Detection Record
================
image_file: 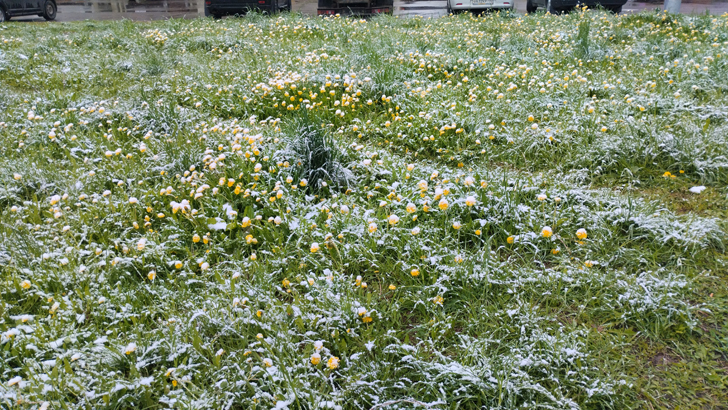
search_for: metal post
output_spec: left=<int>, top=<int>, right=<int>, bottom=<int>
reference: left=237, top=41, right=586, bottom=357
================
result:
left=664, top=0, right=680, bottom=14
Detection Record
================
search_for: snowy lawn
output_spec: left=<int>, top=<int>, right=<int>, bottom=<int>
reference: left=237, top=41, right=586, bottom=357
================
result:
left=1, top=9, right=728, bottom=409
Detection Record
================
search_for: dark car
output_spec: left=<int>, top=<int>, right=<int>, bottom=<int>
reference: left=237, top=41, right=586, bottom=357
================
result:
left=204, top=0, right=290, bottom=18
left=526, top=0, right=625, bottom=13
left=317, top=0, right=392, bottom=16
left=0, top=0, right=56, bottom=22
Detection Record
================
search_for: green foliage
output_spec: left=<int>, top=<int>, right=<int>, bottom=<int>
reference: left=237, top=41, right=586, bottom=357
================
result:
left=283, top=122, right=354, bottom=192
left=0, top=9, right=727, bottom=410
left=576, top=19, right=590, bottom=58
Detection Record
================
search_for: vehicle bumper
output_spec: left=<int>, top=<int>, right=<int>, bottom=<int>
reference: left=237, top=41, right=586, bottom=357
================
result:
left=450, top=0, right=513, bottom=10
left=317, top=7, right=391, bottom=15
left=206, top=1, right=276, bottom=13
left=551, top=0, right=626, bottom=7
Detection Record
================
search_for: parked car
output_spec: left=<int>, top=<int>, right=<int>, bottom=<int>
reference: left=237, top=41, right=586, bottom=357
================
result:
left=204, top=0, right=290, bottom=18
left=317, top=0, right=392, bottom=16
left=526, top=0, right=626, bottom=13
left=447, top=0, right=514, bottom=14
left=0, top=0, right=56, bottom=22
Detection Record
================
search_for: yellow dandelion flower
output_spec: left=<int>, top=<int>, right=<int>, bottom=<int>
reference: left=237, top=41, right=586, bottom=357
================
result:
left=576, top=229, right=587, bottom=240
left=541, top=226, right=553, bottom=238
left=311, top=353, right=321, bottom=365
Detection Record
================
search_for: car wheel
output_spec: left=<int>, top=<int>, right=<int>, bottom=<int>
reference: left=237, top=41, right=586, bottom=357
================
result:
left=526, top=0, right=536, bottom=12
left=205, top=7, right=222, bottom=18
left=0, top=7, right=8, bottom=23
left=43, top=0, right=56, bottom=20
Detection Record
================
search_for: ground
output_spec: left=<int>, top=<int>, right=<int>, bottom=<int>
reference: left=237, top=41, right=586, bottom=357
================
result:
left=1, top=9, right=728, bottom=410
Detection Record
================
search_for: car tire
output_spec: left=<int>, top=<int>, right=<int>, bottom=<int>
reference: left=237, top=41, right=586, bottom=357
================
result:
left=42, top=0, right=56, bottom=20
left=526, top=0, right=536, bottom=12
left=0, top=7, right=8, bottom=22
left=205, top=7, right=222, bottom=18
left=610, top=5, right=622, bottom=13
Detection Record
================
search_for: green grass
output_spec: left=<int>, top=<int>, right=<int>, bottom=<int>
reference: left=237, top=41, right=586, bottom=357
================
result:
left=1, top=8, right=728, bottom=409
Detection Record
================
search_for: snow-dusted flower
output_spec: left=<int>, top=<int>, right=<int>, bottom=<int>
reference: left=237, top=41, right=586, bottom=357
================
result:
left=368, top=222, right=377, bottom=233
left=576, top=228, right=588, bottom=240
left=311, top=353, right=321, bottom=365
left=327, top=356, right=339, bottom=370
left=541, top=226, right=553, bottom=238
left=310, top=242, right=320, bottom=253
left=124, top=342, right=137, bottom=355
left=465, top=196, right=476, bottom=207
left=388, top=214, right=400, bottom=225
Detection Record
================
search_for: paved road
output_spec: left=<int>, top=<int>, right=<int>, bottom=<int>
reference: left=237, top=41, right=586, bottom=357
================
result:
left=5, top=0, right=728, bottom=22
